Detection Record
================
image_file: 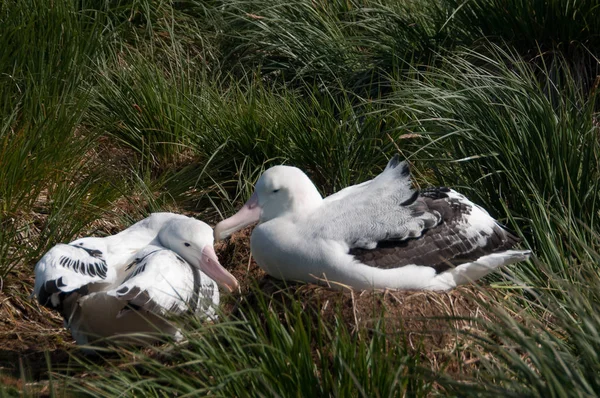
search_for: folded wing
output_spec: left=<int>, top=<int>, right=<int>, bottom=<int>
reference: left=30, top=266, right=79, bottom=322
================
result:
left=34, top=243, right=114, bottom=310
left=349, top=187, right=521, bottom=272
left=311, top=155, right=440, bottom=249
left=106, top=246, right=219, bottom=318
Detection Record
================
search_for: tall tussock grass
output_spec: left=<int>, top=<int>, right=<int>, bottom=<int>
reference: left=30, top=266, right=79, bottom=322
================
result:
left=177, top=0, right=600, bottom=95
left=443, top=249, right=600, bottom=397
left=446, top=0, right=600, bottom=93
left=213, top=0, right=447, bottom=93
left=1, top=0, right=599, bottom=396
left=0, top=0, right=123, bottom=276
left=385, top=46, right=599, bottom=283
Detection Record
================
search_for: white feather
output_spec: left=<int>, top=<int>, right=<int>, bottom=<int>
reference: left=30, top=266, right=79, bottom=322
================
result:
left=218, top=156, right=532, bottom=291
left=34, top=242, right=115, bottom=308
left=105, top=245, right=219, bottom=318
left=33, top=213, right=223, bottom=347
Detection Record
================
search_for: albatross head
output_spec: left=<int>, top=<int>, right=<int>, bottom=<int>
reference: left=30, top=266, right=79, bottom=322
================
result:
left=214, top=165, right=322, bottom=241
left=159, top=218, right=239, bottom=292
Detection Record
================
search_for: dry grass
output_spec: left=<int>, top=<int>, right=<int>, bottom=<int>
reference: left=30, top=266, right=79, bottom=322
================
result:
left=0, top=274, right=70, bottom=389
left=218, top=229, right=519, bottom=380
left=0, top=219, right=519, bottom=391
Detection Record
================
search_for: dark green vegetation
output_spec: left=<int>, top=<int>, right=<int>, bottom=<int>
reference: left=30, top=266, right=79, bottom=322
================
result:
left=0, top=0, right=598, bottom=396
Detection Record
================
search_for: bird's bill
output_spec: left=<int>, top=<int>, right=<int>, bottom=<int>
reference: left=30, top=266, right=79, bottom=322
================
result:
left=214, top=192, right=260, bottom=242
left=199, top=245, right=239, bottom=292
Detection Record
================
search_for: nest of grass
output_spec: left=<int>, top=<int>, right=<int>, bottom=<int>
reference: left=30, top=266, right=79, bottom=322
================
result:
left=218, top=228, right=508, bottom=377
left=0, top=274, right=71, bottom=389
left=231, top=277, right=494, bottom=376
left=1, top=220, right=518, bottom=387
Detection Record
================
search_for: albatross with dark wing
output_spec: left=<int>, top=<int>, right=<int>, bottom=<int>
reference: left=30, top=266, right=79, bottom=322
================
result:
left=214, top=156, right=531, bottom=290
left=34, top=213, right=238, bottom=346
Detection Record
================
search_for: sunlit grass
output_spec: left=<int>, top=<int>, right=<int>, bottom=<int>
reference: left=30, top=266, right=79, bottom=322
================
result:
left=65, top=286, right=439, bottom=397
left=0, top=0, right=124, bottom=277
left=384, top=45, right=599, bottom=284
left=1, top=0, right=599, bottom=396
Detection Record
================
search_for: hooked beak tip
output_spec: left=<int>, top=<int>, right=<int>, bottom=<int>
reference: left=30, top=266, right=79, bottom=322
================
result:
left=199, top=245, right=239, bottom=293
left=213, top=225, right=229, bottom=243
left=225, top=280, right=240, bottom=293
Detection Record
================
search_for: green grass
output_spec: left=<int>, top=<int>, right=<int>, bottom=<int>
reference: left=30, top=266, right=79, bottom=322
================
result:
left=67, top=289, right=438, bottom=397
left=0, top=0, right=124, bottom=277
left=444, top=249, right=600, bottom=397
left=1, top=0, right=599, bottom=396
left=384, top=45, right=599, bottom=283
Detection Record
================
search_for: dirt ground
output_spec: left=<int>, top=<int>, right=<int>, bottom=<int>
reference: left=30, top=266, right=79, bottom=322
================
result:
left=0, top=274, right=71, bottom=393
left=0, top=226, right=502, bottom=393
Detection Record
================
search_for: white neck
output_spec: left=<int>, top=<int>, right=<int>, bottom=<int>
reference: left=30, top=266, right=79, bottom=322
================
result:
left=102, top=213, right=185, bottom=268
left=291, top=183, right=323, bottom=214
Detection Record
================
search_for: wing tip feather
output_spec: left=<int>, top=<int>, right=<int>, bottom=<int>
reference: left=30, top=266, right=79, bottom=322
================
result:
left=383, top=154, right=411, bottom=185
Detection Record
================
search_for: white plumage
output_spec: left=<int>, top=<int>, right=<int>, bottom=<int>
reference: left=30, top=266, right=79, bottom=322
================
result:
left=106, top=245, right=219, bottom=318
left=33, top=213, right=236, bottom=346
left=33, top=242, right=113, bottom=308
left=214, top=156, right=531, bottom=291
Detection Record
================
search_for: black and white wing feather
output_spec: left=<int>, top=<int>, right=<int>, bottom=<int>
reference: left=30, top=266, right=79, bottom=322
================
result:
left=34, top=243, right=113, bottom=309
left=106, top=246, right=219, bottom=318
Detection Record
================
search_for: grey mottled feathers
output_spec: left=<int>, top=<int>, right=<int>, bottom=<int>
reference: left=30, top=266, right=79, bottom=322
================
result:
left=309, top=155, right=439, bottom=249
left=350, top=187, right=521, bottom=273
left=309, top=154, right=521, bottom=274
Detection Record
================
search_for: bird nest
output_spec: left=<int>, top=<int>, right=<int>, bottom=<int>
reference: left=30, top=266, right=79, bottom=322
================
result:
left=0, top=225, right=512, bottom=389
left=218, top=228, right=506, bottom=376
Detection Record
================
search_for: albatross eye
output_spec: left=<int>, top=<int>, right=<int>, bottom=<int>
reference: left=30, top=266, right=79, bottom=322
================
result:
left=184, top=242, right=191, bottom=247
left=272, top=189, right=280, bottom=193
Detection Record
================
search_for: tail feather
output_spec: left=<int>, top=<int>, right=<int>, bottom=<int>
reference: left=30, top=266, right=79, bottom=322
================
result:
left=429, top=250, right=531, bottom=290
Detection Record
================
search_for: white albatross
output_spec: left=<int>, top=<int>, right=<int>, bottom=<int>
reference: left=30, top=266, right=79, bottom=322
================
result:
left=214, top=156, right=531, bottom=291
left=34, top=213, right=237, bottom=345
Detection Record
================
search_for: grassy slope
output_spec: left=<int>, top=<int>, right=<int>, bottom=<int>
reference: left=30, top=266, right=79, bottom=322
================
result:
left=0, top=0, right=599, bottom=396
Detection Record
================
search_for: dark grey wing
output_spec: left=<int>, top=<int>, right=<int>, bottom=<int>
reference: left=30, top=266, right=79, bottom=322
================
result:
left=350, top=187, right=521, bottom=273
left=311, top=155, right=440, bottom=249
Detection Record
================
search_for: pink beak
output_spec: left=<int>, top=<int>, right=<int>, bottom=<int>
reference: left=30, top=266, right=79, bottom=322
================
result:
left=199, top=245, right=239, bottom=292
left=214, top=192, right=261, bottom=242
